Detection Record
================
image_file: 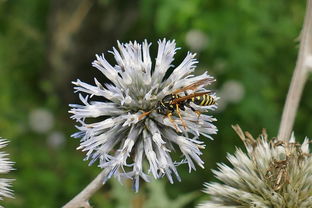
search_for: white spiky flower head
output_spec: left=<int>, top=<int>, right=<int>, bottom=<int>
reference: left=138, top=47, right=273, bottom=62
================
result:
left=198, top=125, right=312, bottom=208
left=69, top=39, right=218, bottom=191
left=0, top=138, right=14, bottom=206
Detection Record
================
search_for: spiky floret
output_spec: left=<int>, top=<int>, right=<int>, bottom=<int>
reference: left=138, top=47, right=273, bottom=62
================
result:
left=198, top=125, right=312, bottom=208
left=0, top=138, right=14, bottom=207
left=69, top=39, right=218, bottom=191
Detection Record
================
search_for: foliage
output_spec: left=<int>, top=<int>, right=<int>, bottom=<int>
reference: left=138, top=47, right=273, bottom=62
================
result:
left=0, top=0, right=308, bottom=207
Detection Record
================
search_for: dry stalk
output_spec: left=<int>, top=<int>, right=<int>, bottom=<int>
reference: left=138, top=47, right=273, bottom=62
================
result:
left=62, top=170, right=106, bottom=208
left=278, top=0, right=312, bottom=140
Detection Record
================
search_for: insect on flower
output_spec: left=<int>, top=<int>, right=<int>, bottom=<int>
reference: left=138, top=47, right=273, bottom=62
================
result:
left=69, top=39, right=218, bottom=191
left=139, top=78, right=216, bottom=131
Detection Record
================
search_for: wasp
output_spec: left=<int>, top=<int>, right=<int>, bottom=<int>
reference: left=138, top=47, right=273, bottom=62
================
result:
left=139, top=78, right=216, bottom=131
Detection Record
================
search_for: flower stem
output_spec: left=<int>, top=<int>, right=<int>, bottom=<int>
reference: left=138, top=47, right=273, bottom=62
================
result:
left=278, top=0, right=312, bottom=140
left=62, top=170, right=106, bottom=208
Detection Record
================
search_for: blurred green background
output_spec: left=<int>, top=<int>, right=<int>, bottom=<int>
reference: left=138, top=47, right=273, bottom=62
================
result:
left=0, top=0, right=310, bottom=207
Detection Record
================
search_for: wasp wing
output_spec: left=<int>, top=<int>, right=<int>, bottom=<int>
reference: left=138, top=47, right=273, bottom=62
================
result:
left=171, top=78, right=215, bottom=94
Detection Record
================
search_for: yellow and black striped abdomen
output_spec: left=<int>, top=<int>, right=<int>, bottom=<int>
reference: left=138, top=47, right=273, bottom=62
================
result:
left=190, top=94, right=215, bottom=106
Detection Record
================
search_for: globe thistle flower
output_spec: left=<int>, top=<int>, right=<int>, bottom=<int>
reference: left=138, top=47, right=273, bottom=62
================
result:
left=0, top=138, right=14, bottom=205
left=69, top=39, right=218, bottom=191
left=198, top=125, right=312, bottom=208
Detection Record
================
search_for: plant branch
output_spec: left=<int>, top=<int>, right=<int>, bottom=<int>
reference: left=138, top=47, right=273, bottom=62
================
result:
left=278, top=0, right=312, bottom=140
left=62, top=170, right=106, bottom=208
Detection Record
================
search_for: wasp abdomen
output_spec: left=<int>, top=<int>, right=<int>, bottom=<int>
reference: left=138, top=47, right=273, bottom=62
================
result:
left=190, top=94, right=215, bottom=106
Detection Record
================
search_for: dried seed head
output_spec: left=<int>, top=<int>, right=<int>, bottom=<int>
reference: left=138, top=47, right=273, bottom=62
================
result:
left=199, top=125, right=312, bottom=208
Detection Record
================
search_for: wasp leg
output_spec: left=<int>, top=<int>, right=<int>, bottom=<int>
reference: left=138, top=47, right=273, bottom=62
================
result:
left=194, top=110, right=201, bottom=119
left=186, top=103, right=201, bottom=119
left=166, top=112, right=179, bottom=131
left=138, top=111, right=152, bottom=120
left=190, top=107, right=201, bottom=120
left=176, top=104, right=187, bottom=129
